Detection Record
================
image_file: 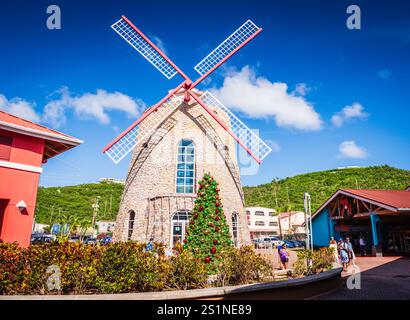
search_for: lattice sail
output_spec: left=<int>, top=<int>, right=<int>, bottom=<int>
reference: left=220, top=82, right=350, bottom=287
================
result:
left=111, top=18, right=178, bottom=79
left=104, top=95, right=183, bottom=164
left=200, top=91, right=272, bottom=162
left=194, top=20, right=261, bottom=76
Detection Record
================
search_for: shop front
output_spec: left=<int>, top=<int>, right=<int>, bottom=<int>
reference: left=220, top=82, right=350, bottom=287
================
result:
left=311, top=188, right=410, bottom=256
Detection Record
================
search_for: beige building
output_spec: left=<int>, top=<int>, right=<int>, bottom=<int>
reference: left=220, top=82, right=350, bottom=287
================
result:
left=278, top=211, right=306, bottom=235
left=113, top=90, right=251, bottom=247
left=246, top=207, right=279, bottom=239
left=246, top=207, right=307, bottom=239
left=96, top=221, right=116, bottom=233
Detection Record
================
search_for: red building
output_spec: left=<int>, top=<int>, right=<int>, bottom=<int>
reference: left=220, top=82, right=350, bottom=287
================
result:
left=0, top=111, right=82, bottom=247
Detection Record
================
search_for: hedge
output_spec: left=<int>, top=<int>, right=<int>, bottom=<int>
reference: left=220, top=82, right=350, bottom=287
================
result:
left=0, top=241, right=272, bottom=295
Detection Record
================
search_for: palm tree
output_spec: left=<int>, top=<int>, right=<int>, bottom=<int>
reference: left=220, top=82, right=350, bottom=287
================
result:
left=78, top=218, right=92, bottom=241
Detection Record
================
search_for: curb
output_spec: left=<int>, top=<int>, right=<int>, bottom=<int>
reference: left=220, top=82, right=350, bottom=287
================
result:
left=0, top=268, right=343, bottom=300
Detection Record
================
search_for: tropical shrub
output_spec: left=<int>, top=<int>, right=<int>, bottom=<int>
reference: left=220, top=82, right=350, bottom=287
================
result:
left=293, top=247, right=335, bottom=277
left=217, top=246, right=273, bottom=286
left=167, top=244, right=207, bottom=290
left=0, top=241, right=273, bottom=295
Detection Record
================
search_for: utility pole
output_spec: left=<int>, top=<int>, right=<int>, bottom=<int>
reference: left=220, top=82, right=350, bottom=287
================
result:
left=92, top=196, right=100, bottom=226
left=304, top=192, right=313, bottom=251
left=50, top=205, right=54, bottom=225
left=109, top=194, right=112, bottom=214
left=278, top=214, right=283, bottom=240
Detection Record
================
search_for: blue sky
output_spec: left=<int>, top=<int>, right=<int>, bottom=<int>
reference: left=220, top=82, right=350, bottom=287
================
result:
left=0, top=0, right=409, bottom=187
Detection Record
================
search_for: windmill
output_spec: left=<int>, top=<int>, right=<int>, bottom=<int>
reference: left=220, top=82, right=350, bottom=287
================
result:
left=103, top=15, right=272, bottom=245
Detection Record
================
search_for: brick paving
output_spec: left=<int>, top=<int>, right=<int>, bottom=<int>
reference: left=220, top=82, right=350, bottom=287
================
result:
left=317, top=256, right=410, bottom=300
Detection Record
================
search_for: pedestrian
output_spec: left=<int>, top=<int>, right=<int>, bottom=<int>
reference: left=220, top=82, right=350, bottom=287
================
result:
left=338, top=239, right=349, bottom=272
left=346, top=237, right=356, bottom=265
left=279, top=244, right=289, bottom=270
left=145, top=237, right=154, bottom=252
left=277, top=243, right=283, bottom=269
left=359, top=235, right=366, bottom=256
left=329, top=237, right=339, bottom=264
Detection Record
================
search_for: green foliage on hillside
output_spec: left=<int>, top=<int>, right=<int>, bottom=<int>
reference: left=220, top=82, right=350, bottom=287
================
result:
left=243, top=165, right=410, bottom=213
left=35, top=165, right=410, bottom=224
left=35, top=182, right=124, bottom=224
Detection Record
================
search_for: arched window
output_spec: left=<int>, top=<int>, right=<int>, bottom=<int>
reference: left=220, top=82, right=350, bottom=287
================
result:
left=127, top=210, right=135, bottom=240
left=171, top=211, right=191, bottom=247
left=176, top=139, right=195, bottom=194
left=232, top=212, right=238, bottom=247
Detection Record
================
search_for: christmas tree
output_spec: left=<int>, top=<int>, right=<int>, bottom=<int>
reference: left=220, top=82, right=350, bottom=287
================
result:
left=184, top=173, right=233, bottom=273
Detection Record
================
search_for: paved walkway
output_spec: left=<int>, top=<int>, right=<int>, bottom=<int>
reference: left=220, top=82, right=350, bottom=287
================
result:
left=317, top=256, right=410, bottom=300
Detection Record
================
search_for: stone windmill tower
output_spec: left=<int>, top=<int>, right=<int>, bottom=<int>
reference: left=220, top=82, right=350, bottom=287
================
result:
left=103, top=16, right=272, bottom=247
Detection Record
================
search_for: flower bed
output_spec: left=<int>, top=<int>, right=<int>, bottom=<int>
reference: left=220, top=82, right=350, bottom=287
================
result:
left=0, top=241, right=272, bottom=295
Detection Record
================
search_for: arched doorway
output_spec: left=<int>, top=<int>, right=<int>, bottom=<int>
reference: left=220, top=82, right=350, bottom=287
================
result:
left=171, top=210, right=191, bottom=247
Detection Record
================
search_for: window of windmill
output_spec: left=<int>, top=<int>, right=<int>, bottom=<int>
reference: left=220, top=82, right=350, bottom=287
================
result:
left=269, top=221, right=278, bottom=227
left=255, top=221, right=265, bottom=226
left=255, top=211, right=265, bottom=216
left=176, top=140, right=195, bottom=194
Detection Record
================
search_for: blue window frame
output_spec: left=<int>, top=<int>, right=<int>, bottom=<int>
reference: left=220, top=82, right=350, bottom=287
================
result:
left=176, top=140, right=195, bottom=193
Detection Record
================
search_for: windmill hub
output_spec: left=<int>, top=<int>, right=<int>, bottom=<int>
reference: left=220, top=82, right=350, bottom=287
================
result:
left=183, top=80, right=192, bottom=89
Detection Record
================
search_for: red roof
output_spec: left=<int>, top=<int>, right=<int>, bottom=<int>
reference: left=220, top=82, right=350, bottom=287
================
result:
left=0, top=111, right=78, bottom=139
left=0, top=111, right=82, bottom=160
left=312, top=188, right=410, bottom=219
left=341, top=189, right=410, bottom=211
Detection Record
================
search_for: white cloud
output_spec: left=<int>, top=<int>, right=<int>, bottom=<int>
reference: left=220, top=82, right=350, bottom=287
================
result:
left=150, top=35, right=168, bottom=55
left=331, top=103, right=368, bottom=128
left=338, top=140, right=368, bottom=159
left=293, top=83, right=310, bottom=96
left=210, top=66, right=322, bottom=131
left=0, top=94, right=41, bottom=122
left=43, top=87, right=145, bottom=128
left=268, top=141, right=281, bottom=153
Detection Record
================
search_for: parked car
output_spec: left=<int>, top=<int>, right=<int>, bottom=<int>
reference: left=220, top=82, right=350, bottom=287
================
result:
left=100, top=236, right=112, bottom=245
left=83, top=236, right=97, bottom=245
left=30, top=234, right=56, bottom=244
left=68, top=235, right=80, bottom=243
left=298, top=240, right=306, bottom=247
left=267, top=237, right=284, bottom=247
left=252, top=238, right=266, bottom=248
left=283, top=240, right=296, bottom=248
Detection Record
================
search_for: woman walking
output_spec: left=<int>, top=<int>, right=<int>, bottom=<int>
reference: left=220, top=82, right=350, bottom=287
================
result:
left=329, top=237, right=339, bottom=264
left=279, top=244, right=289, bottom=270
left=338, top=239, right=349, bottom=272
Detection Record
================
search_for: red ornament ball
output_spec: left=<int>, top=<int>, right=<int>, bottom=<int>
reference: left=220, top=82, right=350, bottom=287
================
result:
left=204, top=256, right=211, bottom=263
left=214, top=227, right=220, bottom=232
left=215, top=216, right=220, bottom=221
left=213, top=239, right=218, bottom=245
left=210, top=247, right=216, bottom=254
left=194, top=213, right=199, bottom=219
left=190, top=220, right=195, bottom=225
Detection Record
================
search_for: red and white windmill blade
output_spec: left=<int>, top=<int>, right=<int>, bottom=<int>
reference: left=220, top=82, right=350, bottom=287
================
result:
left=102, top=15, right=272, bottom=164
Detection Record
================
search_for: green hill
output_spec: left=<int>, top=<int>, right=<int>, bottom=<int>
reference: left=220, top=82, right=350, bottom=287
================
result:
left=35, top=165, right=410, bottom=224
left=244, top=165, right=410, bottom=213
left=35, top=182, right=124, bottom=224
